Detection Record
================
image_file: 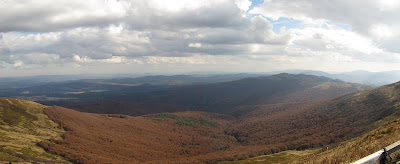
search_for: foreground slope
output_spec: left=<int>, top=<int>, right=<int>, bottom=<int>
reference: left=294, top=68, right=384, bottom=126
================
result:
left=223, top=115, right=400, bottom=164
left=225, top=81, right=400, bottom=148
left=307, top=116, right=400, bottom=164
left=221, top=81, right=400, bottom=163
left=0, top=98, right=68, bottom=163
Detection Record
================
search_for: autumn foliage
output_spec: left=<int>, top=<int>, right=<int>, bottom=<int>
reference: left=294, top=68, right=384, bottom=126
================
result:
left=36, top=80, right=400, bottom=163
left=39, top=106, right=242, bottom=163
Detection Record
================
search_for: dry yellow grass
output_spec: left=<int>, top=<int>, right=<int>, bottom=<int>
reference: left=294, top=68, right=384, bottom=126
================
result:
left=219, top=149, right=318, bottom=164
left=0, top=98, right=69, bottom=163
left=220, top=115, right=400, bottom=164
left=301, top=116, right=400, bottom=164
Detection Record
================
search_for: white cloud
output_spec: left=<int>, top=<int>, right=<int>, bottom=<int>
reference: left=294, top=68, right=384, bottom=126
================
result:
left=188, top=43, right=202, bottom=48
left=370, top=24, right=394, bottom=40
left=378, top=0, right=400, bottom=11
left=0, top=0, right=128, bottom=32
left=73, top=54, right=128, bottom=64
left=149, top=0, right=215, bottom=12
left=101, top=56, right=128, bottom=64
left=13, top=60, right=23, bottom=69
left=235, top=0, right=252, bottom=11
left=291, top=26, right=382, bottom=55
left=73, top=54, right=92, bottom=63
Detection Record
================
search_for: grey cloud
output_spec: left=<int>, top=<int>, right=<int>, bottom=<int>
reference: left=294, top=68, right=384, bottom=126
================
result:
left=0, top=0, right=248, bottom=33
left=0, top=0, right=290, bottom=64
left=0, top=0, right=291, bottom=73
left=124, top=0, right=249, bottom=31
left=0, top=0, right=125, bottom=32
left=0, top=23, right=288, bottom=66
left=378, top=37, right=400, bottom=53
left=144, top=16, right=289, bottom=57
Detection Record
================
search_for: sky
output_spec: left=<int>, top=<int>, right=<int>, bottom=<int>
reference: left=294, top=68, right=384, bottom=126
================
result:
left=1, top=0, right=400, bottom=77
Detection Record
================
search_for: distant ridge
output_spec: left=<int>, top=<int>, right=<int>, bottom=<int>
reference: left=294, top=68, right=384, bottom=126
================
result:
left=95, top=73, right=370, bottom=113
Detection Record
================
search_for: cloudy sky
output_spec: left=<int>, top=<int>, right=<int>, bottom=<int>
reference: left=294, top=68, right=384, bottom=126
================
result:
left=1, top=0, right=400, bottom=76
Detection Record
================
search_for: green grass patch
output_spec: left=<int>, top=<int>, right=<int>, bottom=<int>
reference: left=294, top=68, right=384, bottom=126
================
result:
left=0, top=150, right=22, bottom=162
left=0, top=105, right=38, bottom=126
left=149, top=113, right=181, bottom=120
left=219, top=150, right=317, bottom=164
left=149, top=113, right=219, bottom=128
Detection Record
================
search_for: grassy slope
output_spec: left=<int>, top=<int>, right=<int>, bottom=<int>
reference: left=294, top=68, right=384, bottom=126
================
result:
left=219, top=149, right=318, bottom=164
left=220, top=116, right=400, bottom=164
left=304, top=116, right=400, bottom=164
left=0, top=98, right=69, bottom=163
left=219, top=81, right=400, bottom=163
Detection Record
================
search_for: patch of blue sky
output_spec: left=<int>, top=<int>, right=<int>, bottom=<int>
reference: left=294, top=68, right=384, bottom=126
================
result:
left=266, top=17, right=304, bottom=34
left=321, top=21, right=352, bottom=30
left=247, top=0, right=304, bottom=33
left=21, top=32, right=42, bottom=36
left=249, top=0, right=264, bottom=11
left=321, top=22, right=329, bottom=29
left=336, top=23, right=351, bottom=30
left=0, top=32, right=42, bottom=38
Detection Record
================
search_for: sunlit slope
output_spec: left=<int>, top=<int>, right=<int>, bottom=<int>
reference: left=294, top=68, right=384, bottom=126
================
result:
left=220, top=81, right=400, bottom=164
left=219, top=116, right=400, bottom=164
left=305, top=116, right=400, bottom=164
left=0, top=98, right=68, bottom=163
left=304, top=81, right=400, bottom=163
